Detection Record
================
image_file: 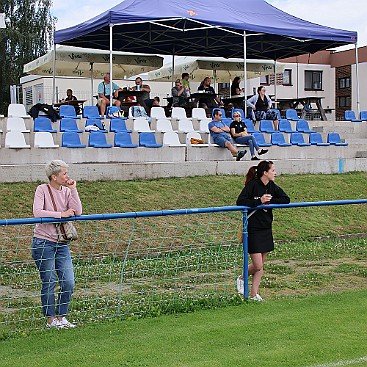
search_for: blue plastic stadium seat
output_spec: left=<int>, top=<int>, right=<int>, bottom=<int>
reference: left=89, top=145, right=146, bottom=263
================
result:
left=271, top=132, right=292, bottom=146
left=59, top=105, right=80, bottom=119
left=244, top=119, right=259, bottom=133
left=344, top=110, right=362, bottom=122
left=285, top=109, right=299, bottom=121
left=279, top=119, right=297, bottom=133
left=139, top=132, right=163, bottom=148
left=88, top=131, right=112, bottom=147
left=106, top=106, right=124, bottom=119
left=83, top=105, right=103, bottom=119
left=60, top=118, right=83, bottom=132
left=34, top=117, right=57, bottom=133
left=296, top=119, right=316, bottom=133
left=252, top=132, right=271, bottom=147
left=327, top=132, right=348, bottom=146
left=260, top=119, right=276, bottom=133
left=290, top=132, right=311, bottom=146
left=212, top=108, right=232, bottom=126
left=85, top=118, right=108, bottom=132
left=114, top=132, right=138, bottom=148
left=110, top=119, right=132, bottom=133
left=309, top=133, right=330, bottom=146
left=270, top=108, right=281, bottom=120
left=62, top=132, right=86, bottom=148
left=359, top=111, right=367, bottom=121
left=231, top=108, right=245, bottom=119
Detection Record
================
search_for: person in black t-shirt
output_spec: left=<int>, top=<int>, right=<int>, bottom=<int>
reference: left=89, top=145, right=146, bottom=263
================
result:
left=230, top=111, right=268, bottom=160
left=246, top=86, right=279, bottom=130
left=197, top=77, right=223, bottom=111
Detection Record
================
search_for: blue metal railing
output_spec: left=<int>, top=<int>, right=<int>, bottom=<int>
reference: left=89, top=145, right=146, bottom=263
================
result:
left=1, top=199, right=366, bottom=300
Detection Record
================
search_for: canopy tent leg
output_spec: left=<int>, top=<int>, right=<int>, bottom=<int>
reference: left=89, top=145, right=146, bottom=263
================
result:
left=109, top=24, right=113, bottom=108
left=243, top=31, right=247, bottom=100
left=52, top=43, right=56, bottom=104
left=355, top=43, right=360, bottom=115
left=90, top=62, right=94, bottom=106
left=171, top=51, right=175, bottom=88
left=274, top=60, right=277, bottom=106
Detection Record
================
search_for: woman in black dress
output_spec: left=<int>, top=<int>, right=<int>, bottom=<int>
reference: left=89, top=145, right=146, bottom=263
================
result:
left=236, top=160, right=290, bottom=301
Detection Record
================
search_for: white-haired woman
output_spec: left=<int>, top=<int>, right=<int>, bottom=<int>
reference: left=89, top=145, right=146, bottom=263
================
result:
left=32, top=160, right=82, bottom=328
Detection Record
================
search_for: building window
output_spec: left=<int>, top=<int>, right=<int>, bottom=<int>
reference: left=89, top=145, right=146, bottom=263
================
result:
left=283, top=69, right=292, bottom=86
left=338, top=96, right=351, bottom=108
left=339, top=77, right=351, bottom=89
left=260, top=75, right=270, bottom=85
left=305, top=71, right=323, bottom=91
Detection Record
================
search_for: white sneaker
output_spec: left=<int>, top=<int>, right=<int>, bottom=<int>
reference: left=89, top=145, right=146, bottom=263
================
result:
left=236, top=276, right=244, bottom=295
left=59, top=317, right=76, bottom=328
left=250, top=294, right=265, bottom=302
left=46, top=318, right=63, bottom=329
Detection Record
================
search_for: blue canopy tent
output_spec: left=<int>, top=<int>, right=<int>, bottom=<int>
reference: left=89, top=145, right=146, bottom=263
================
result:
left=54, top=0, right=358, bottom=106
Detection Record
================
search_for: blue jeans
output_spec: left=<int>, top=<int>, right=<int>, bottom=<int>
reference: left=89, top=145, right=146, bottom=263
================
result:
left=31, top=237, right=75, bottom=317
left=235, top=135, right=259, bottom=156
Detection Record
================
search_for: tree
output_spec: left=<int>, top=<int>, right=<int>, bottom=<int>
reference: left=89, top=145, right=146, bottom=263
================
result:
left=0, top=0, right=55, bottom=115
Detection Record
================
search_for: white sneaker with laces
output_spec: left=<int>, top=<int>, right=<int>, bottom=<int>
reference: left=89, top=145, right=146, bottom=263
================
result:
left=59, top=317, right=76, bottom=328
left=250, top=294, right=265, bottom=302
left=46, top=318, right=63, bottom=329
left=236, top=276, right=244, bottom=295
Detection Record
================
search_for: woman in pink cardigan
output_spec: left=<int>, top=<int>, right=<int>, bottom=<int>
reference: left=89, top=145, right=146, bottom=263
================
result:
left=32, top=160, right=82, bottom=329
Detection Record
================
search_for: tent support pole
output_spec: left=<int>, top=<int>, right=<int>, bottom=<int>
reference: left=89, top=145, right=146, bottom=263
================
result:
left=171, top=47, right=175, bottom=88
left=274, top=60, right=277, bottom=107
left=109, top=24, right=113, bottom=108
left=90, top=62, right=94, bottom=106
left=355, top=43, right=360, bottom=115
left=52, top=42, right=56, bottom=104
left=243, top=31, right=247, bottom=101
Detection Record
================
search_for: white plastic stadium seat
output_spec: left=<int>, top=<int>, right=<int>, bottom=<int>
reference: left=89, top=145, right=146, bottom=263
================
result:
left=133, top=117, right=154, bottom=132
left=199, top=120, right=210, bottom=133
left=163, top=131, right=185, bottom=146
left=186, top=132, right=208, bottom=146
left=192, top=108, right=209, bottom=121
left=177, top=119, right=195, bottom=133
left=34, top=132, right=59, bottom=148
left=6, top=117, right=30, bottom=132
left=171, top=107, right=191, bottom=121
left=150, top=107, right=167, bottom=120
left=7, top=104, right=30, bottom=118
left=5, top=131, right=31, bottom=148
left=156, top=119, right=173, bottom=132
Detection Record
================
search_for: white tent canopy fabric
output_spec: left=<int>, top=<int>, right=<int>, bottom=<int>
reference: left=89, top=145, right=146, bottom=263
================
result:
left=23, top=46, right=164, bottom=79
left=148, top=57, right=284, bottom=83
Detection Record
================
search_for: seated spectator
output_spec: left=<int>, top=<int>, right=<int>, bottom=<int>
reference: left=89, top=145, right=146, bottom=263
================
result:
left=230, top=111, right=268, bottom=161
left=246, top=86, right=279, bottom=130
left=171, top=79, right=189, bottom=107
left=64, top=89, right=80, bottom=114
left=131, top=77, right=152, bottom=111
left=97, top=73, right=122, bottom=116
left=208, top=109, right=246, bottom=161
left=197, top=77, right=224, bottom=115
left=152, top=96, right=160, bottom=107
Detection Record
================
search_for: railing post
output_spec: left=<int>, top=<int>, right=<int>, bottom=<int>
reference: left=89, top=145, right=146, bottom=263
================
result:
left=242, top=209, right=249, bottom=300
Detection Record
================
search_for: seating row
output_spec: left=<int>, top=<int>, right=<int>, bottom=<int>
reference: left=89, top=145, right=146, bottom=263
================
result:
left=2, top=130, right=347, bottom=149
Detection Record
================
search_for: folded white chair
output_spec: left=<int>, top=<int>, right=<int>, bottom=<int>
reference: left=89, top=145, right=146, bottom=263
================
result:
left=172, top=107, right=191, bottom=121
left=6, top=117, right=30, bottom=132
left=5, top=131, right=31, bottom=148
left=133, top=117, right=154, bottom=132
left=8, top=104, right=30, bottom=118
left=156, top=119, right=173, bottom=132
left=163, top=131, right=185, bottom=146
left=177, top=119, right=195, bottom=133
left=186, top=132, right=209, bottom=146
left=150, top=107, right=167, bottom=120
left=34, top=132, right=59, bottom=148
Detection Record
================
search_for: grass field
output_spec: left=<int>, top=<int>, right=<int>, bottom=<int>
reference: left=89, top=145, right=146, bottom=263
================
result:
left=1, top=290, right=367, bottom=367
left=0, top=173, right=366, bottom=366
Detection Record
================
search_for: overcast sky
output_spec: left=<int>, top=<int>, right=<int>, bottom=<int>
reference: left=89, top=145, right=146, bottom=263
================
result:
left=52, top=0, right=367, bottom=50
